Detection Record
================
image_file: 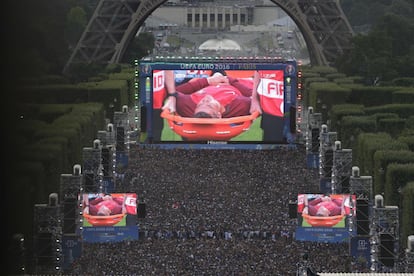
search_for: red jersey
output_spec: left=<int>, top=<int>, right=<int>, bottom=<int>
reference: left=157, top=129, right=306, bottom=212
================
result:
left=256, top=71, right=284, bottom=117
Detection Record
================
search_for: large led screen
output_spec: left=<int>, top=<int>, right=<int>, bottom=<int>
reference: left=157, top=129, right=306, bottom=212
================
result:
left=295, top=193, right=356, bottom=243
left=139, top=60, right=298, bottom=145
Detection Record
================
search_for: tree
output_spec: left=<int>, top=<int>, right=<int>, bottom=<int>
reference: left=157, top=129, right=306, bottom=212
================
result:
left=65, top=6, right=87, bottom=49
left=122, top=32, right=155, bottom=63
left=337, top=12, right=414, bottom=83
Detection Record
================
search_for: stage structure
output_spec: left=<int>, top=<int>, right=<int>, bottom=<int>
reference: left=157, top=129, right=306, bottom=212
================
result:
left=370, top=195, right=400, bottom=272
left=349, top=166, right=374, bottom=272
left=113, top=105, right=130, bottom=176
left=349, top=166, right=373, bottom=236
left=59, top=164, right=84, bottom=272
left=318, top=124, right=337, bottom=193
left=60, top=164, right=83, bottom=235
left=82, top=139, right=103, bottom=193
left=113, top=105, right=130, bottom=152
left=96, top=123, right=116, bottom=148
left=306, top=107, right=323, bottom=169
left=33, top=193, right=62, bottom=274
left=331, top=141, right=352, bottom=194
left=96, top=123, right=117, bottom=193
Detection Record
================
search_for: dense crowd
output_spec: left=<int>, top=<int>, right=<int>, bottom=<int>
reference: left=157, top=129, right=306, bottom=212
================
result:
left=71, top=145, right=354, bottom=275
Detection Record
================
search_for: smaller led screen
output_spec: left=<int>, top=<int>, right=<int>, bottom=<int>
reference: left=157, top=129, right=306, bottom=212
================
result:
left=81, top=193, right=137, bottom=227
left=296, top=193, right=356, bottom=243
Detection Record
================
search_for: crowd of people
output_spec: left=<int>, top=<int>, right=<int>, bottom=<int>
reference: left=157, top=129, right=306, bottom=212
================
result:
left=71, top=145, right=354, bottom=275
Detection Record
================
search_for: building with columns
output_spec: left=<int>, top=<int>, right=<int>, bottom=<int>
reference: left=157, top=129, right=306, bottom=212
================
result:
left=150, top=1, right=287, bottom=31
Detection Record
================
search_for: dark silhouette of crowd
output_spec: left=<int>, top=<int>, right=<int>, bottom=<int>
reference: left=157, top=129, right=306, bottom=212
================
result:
left=71, top=145, right=354, bottom=275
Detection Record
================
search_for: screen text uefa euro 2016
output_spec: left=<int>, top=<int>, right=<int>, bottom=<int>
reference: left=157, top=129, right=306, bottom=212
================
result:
left=138, top=59, right=298, bottom=146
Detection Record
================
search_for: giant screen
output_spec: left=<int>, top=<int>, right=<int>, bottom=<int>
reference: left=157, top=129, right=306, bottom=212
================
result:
left=139, top=58, right=298, bottom=147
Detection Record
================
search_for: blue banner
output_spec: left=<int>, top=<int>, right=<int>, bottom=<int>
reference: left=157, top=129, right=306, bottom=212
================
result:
left=295, top=226, right=350, bottom=243
left=306, top=153, right=319, bottom=169
left=350, top=236, right=371, bottom=270
left=82, top=225, right=139, bottom=243
left=102, top=176, right=115, bottom=193
left=61, top=234, right=82, bottom=271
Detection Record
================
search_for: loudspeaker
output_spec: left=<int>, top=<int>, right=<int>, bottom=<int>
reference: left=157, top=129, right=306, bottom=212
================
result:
left=101, top=147, right=111, bottom=176
left=379, top=233, right=395, bottom=267
left=356, top=199, right=369, bottom=235
left=116, top=127, right=125, bottom=151
left=311, top=128, right=319, bottom=153
left=289, top=202, right=297, bottom=219
left=84, top=173, right=96, bottom=193
left=324, top=149, right=333, bottom=177
left=63, top=198, right=77, bottom=234
left=137, top=203, right=146, bottom=218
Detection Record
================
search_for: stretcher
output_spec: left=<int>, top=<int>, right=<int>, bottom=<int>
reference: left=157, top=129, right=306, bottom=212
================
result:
left=161, top=110, right=260, bottom=141
left=83, top=213, right=125, bottom=226
left=302, top=213, right=344, bottom=227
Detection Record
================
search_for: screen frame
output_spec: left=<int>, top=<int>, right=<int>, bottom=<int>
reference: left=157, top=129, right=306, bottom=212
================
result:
left=138, top=58, right=298, bottom=148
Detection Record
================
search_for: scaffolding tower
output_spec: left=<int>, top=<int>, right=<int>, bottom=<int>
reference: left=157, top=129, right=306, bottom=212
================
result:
left=305, top=107, right=323, bottom=169
left=113, top=105, right=130, bottom=179
left=33, top=194, right=62, bottom=274
left=305, top=107, right=323, bottom=154
left=96, top=123, right=116, bottom=147
left=82, top=139, right=103, bottom=193
left=113, top=105, right=130, bottom=152
left=60, top=165, right=83, bottom=235
left=349, top=166, right=373, bottom=237
left=331, top=141, right=353, bottom=194
left=96, top=122, right=117, bottom=192
left=319, top=124, right=337, bottom=177
left=370, top=195, right=400, bottom=272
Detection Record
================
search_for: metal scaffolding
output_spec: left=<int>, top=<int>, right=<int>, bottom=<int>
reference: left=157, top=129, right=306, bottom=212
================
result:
left=349, top=167, right=373, bottom=237
left=82, top=139, right=103, bottom=193
left=305, top=107, right=323, bottom=154
left=33, top=194, right=62, bottom=274
left=60, top=165, right=83, bottom=235
left=370, top=195, right=400, bottom=272
left=331, top=141, right=352, bottom=194
left=319, top=124, right=337, bottom=178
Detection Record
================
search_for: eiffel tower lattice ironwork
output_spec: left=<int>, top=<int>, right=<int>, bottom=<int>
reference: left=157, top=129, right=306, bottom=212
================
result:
left=63, top=0, right=353, bottom=74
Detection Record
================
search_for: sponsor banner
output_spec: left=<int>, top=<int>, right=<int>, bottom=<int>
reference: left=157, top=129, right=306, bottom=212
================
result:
left=62, top=234, right=82, bottom=271
left=306, top=153, right=319, bottom=169
left=295, top=226, right=350, bottom=243
left=350, top=236, right=371, bottom=270
left=82, top=226, right=139, bottom=243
